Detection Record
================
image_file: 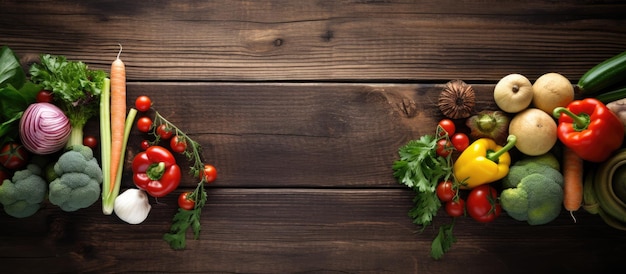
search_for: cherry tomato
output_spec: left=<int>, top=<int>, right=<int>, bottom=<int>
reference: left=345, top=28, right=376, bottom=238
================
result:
left=136, top=117, right=153, bottom=133
left=177, top=192, right=195, bottom=210
left=436, top=139, right=453, bottom=158
left=201, top=164, right=217, bottom=183
left=83, top=135, right=98, bottom=149
left=156, top=124, right=173, bottom=140
left=445, top=198, right=465, bottom=217
left=170, top=135, right=187, bottom=153
left=436, top=181, right=456, bottom=202
left=36, top=90, right=53, bottom=103
left=451, top=133, right=470, bottom=152
left=466, top=184, right=501, bottom=223
left=0, top=142, right=29, bottom=170
left=437, top=119, right=455, bottom=137
left=135, top=95, right=152, bottom=112
left=139, top=140, right=151, bottom=150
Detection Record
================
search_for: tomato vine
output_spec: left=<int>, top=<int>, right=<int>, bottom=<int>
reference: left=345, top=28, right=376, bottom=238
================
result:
left=141, top=106, right=215, bottom=250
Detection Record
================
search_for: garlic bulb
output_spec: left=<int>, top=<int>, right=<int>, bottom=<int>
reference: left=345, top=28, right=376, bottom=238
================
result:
left=114, top=189, right=152, bottom=224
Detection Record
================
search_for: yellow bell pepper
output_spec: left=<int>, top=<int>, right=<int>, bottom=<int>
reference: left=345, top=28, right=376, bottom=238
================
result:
left=453, top=135, right=516, bottom=189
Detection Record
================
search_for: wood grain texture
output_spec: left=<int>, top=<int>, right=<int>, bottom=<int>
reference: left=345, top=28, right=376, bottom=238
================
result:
left=2, top=0, right=626, bottom=273
left=1, top=188, right=624, bottom=273
left=2, top=0, right=626, bottom=81
left=117, top=82, right=497, bottom=188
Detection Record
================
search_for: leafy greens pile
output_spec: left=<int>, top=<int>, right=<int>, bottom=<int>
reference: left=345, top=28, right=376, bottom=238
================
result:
left=0, top=46, right=41, bottom=145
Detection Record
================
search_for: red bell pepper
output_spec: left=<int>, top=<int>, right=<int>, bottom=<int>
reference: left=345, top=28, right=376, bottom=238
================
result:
left=553, top=98, right=624, bottom=162
left=132, top=145, right=181, bottom=197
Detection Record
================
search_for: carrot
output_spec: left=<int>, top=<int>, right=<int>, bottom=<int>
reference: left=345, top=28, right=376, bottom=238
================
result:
left=102, top=44, right=127, bottom=215
left=563, top=146, right=584, bottom=222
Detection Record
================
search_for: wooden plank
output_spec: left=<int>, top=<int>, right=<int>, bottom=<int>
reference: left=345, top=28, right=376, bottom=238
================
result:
left=1, top=0, right=625, bottom=81
left=1, top=188, right=623, bottom=273
left=116, top=82, right=497, bottom=188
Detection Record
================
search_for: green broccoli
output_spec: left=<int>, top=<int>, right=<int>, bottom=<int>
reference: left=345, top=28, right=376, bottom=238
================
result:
left=500, top=173, right=563, bottom=225
left=514, top=152, right=560, bottom=171
left=502, top=161, right=563, bottom=189
left=48, top=144, right=102, bottom=212
left=0, top=164, right=48, bottom=218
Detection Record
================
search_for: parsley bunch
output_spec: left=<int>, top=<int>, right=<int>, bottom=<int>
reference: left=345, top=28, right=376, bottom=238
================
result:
left=392, top=132, right=456, bottom=260
left=29, top=54, right=107, bottom=148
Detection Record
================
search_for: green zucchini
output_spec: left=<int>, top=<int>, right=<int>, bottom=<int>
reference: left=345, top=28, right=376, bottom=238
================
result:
left=577, top=50, right=626, bottom=95
left=595, top=86, right=626, bottom=104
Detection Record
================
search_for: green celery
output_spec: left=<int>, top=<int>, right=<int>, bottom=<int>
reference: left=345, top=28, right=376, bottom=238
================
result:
left=100, top=78, right=113, bottom=215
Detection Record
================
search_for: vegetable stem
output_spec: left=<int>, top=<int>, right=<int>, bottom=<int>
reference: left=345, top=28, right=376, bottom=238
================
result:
left=100, top=78, right=113, bottom=215
left=487, top=135, right=516, bottom=162
left=67, top=123, right=85, bottom=149
left=102, top=108, right=137, bottom=215
left=553, top=107, right=590, bottom=131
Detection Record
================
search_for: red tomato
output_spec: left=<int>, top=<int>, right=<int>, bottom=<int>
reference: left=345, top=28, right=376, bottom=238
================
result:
left=436, top=180, right=456, bottom=202
left=436, top=139, right=453, bottom=158
left=83, top=135, right=98, bottom=149
left=437, top=119, right=456, bottom=137
left=135, top=95, right=152, bottom=112
left=451, top=133, right=470, bottom=152
left=156, top=124, right=173, bottom=140
left=466, top=184, right=501, bottom=223
left=140, top=140, right=151, bottom=150
left=36, top=90, right=53, bottom=103
left=445, top=198, right=465, bottom=217
left=136, top=117, right=153, bottom=133
left=170, top=136, right=187, bottom=153
left=177, top=192, right=195, bottom=210
left=0, top=142, right=29, bottom=170
left=201, top=164, right=217, bottom=183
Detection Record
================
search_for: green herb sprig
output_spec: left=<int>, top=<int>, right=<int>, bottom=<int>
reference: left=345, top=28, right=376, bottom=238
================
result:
left=392, top=128, right=455, bottom=260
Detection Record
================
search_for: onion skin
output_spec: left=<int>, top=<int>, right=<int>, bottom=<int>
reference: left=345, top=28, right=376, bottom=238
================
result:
left=19, top=102, right=71, bottom=154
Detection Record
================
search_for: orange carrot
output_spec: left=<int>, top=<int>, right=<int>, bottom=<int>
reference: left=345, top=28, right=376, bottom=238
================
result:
left=563, top=147, right=584, bottom=222
left=109, top=44, right=126, bottom=196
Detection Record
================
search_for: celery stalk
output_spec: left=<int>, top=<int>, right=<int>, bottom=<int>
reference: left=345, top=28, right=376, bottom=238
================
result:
left=111, top=108, right=137, bottom=209
left=100, top=78, right=113, bottom=215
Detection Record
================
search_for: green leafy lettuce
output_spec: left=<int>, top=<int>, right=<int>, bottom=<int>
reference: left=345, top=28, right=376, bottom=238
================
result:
left=0, top=46, right=40, bottom=145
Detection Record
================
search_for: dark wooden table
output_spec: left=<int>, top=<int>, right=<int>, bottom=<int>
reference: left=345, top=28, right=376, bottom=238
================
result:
left=2, top=1, right=626, bottom=273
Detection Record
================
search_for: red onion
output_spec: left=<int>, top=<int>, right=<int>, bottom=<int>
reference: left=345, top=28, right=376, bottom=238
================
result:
left=19, top=102, right=71, bottom=154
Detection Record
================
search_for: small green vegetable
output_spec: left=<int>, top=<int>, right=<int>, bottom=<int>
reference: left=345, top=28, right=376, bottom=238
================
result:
left=595, top=86, right=626, bottom=104
left=0, top=164, right=48, bottom=218
left=578, top=50, right=626, bottom=95
left=48, top=144, right=103, bottom=212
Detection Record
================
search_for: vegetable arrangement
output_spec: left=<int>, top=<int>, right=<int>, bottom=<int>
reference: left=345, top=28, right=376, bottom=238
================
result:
left=394, top=50, right=626, bottom=259
left=3, top=43, right=626, bottom=257
left=0, top=45, right=218, bottom=250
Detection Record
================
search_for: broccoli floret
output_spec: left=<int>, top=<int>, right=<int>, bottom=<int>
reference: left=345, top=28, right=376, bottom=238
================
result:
left=0, top=164, right=48, bottom=218
left=48, top=144, right=102, bottom=212
left=515, top=152, right=560, bottom=171
left=500, top=173, right=563, bottom=225
left=502, top=162, right=563, bottom=189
